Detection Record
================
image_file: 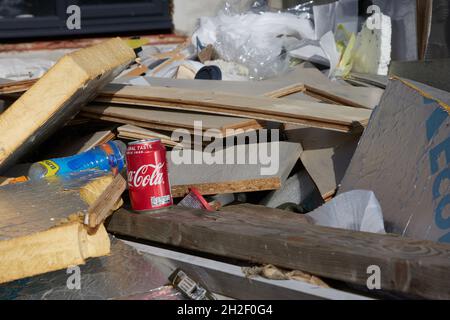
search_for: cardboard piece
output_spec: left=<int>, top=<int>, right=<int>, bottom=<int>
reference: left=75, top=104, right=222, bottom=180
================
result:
left=340, top=78, right=450, bottom=243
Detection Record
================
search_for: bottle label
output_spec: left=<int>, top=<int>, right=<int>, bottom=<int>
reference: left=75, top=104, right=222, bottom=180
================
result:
left=38, top=160, right=60, bottom=177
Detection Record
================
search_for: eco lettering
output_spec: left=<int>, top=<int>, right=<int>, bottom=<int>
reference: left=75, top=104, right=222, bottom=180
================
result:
left=426, top=107, right=450, bottom=243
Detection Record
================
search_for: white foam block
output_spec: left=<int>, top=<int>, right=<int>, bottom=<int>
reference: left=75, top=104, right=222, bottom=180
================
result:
left=352, top=13, right=392, bottom=76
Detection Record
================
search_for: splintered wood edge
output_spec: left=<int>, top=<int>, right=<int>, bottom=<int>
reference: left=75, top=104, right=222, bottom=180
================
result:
left=171, top=177, right=282, bottom=198
left=86, top=174, right=127, bottom=228
left=78, top=175, right=126, bottom=228
left=263, top=83, right=306, bottom=98
left=79, top=175, right=116, bottom=206
left=95, top=97, right=363, bottom=133
left=303, top=85, right=370, bottom=110
left=0, top=79, right=37, bottom=94
left=80, top=112, right=265, bottom=138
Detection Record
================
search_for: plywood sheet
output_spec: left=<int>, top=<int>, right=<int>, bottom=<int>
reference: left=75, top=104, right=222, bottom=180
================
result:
left=1, top=63, right=384, bottom=110
left=117, top=125, right=195, bottom=148
left=82, top=104, right=264, bottom=134
left=340, top=78, right=450, bottom=243
left=167, top=142, right=302, bottom=197
left=97, top=84, right=371, bottom=133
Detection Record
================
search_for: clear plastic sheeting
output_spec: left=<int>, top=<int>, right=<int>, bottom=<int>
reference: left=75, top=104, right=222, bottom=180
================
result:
left=307, top=190, right=386, bottom=234
left=290, top=30, right=340, bottom=77
left=0, top=58, right=55, bottom=81
left=192, top=1, right=315, bottom=80
left=222, top=0, right=270, bottom=15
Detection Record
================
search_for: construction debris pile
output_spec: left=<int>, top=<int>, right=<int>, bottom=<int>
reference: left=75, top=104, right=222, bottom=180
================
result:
left=0, top=0, right=449, bottom=301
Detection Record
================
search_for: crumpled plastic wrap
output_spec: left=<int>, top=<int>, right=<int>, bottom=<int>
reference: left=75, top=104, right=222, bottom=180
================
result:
left=0, top=58, right=55, bottom=81
left=306, top=190, right=386, bottom=234
left=192, top=1, right=315, bottom=80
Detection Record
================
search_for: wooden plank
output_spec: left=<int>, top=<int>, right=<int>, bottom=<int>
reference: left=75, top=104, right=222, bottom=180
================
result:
left=118, top=125, right=179, bottom=147
left=97, top=96, right=362, bottom=133
left=98, top=84, right=369, bottom=126
left=82, top=112, right=264, bottom=138
left=117, top=124, right=197, bottom=148
left=284, top=124, right=360, bottom=198
left=0, top=38, right=135, bottom=173
left=82, top=104, right=264, bottom=135
left=97, top=84, right=371, bottom=133
left=0, top=172, right=117, bottom=284
left=171, top=177, right=281, bottom=198
left=81, top=112, right=189, bottom=135
left=1, top=63, right=383, bottom=110
left=219, top=203, right=313, bottom=225
left=107, top=206, right=450, bottom=300
left=288, top=63, right=384, bottom=109
left=0, top=79, right=37, bottom=94
left=167, top=142, right=302, bottom=197
left=263, top=84, right=306, bottom=98
left=416, top=0, right=433, bottom=60
left=80, top=130, right=116, bottom=151
left=122, top=64, right=149, bottom=77
left=116, top=62, right=383, bottom=109
left=347, top=72, right=388, bottom=89
left=86, top=174, right=127, bottom=228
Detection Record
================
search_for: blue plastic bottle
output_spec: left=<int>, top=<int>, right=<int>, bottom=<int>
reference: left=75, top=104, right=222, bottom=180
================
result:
left=28, top=141, right=127, bottom=180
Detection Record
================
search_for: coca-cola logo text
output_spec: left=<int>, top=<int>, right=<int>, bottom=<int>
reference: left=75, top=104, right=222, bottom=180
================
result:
left=128, top=163, right=165, bottom=188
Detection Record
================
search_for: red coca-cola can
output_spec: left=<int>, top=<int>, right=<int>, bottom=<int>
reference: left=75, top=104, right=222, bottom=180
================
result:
left=126, top=139, right=173, bottom=212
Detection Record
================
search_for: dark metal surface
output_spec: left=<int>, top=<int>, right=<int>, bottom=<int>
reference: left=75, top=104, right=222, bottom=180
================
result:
left=0, top=0, right=172, bottom=40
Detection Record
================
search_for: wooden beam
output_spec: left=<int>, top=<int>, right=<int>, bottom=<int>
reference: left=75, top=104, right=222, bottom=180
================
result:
left=107, top=206, right=450, bottom=299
